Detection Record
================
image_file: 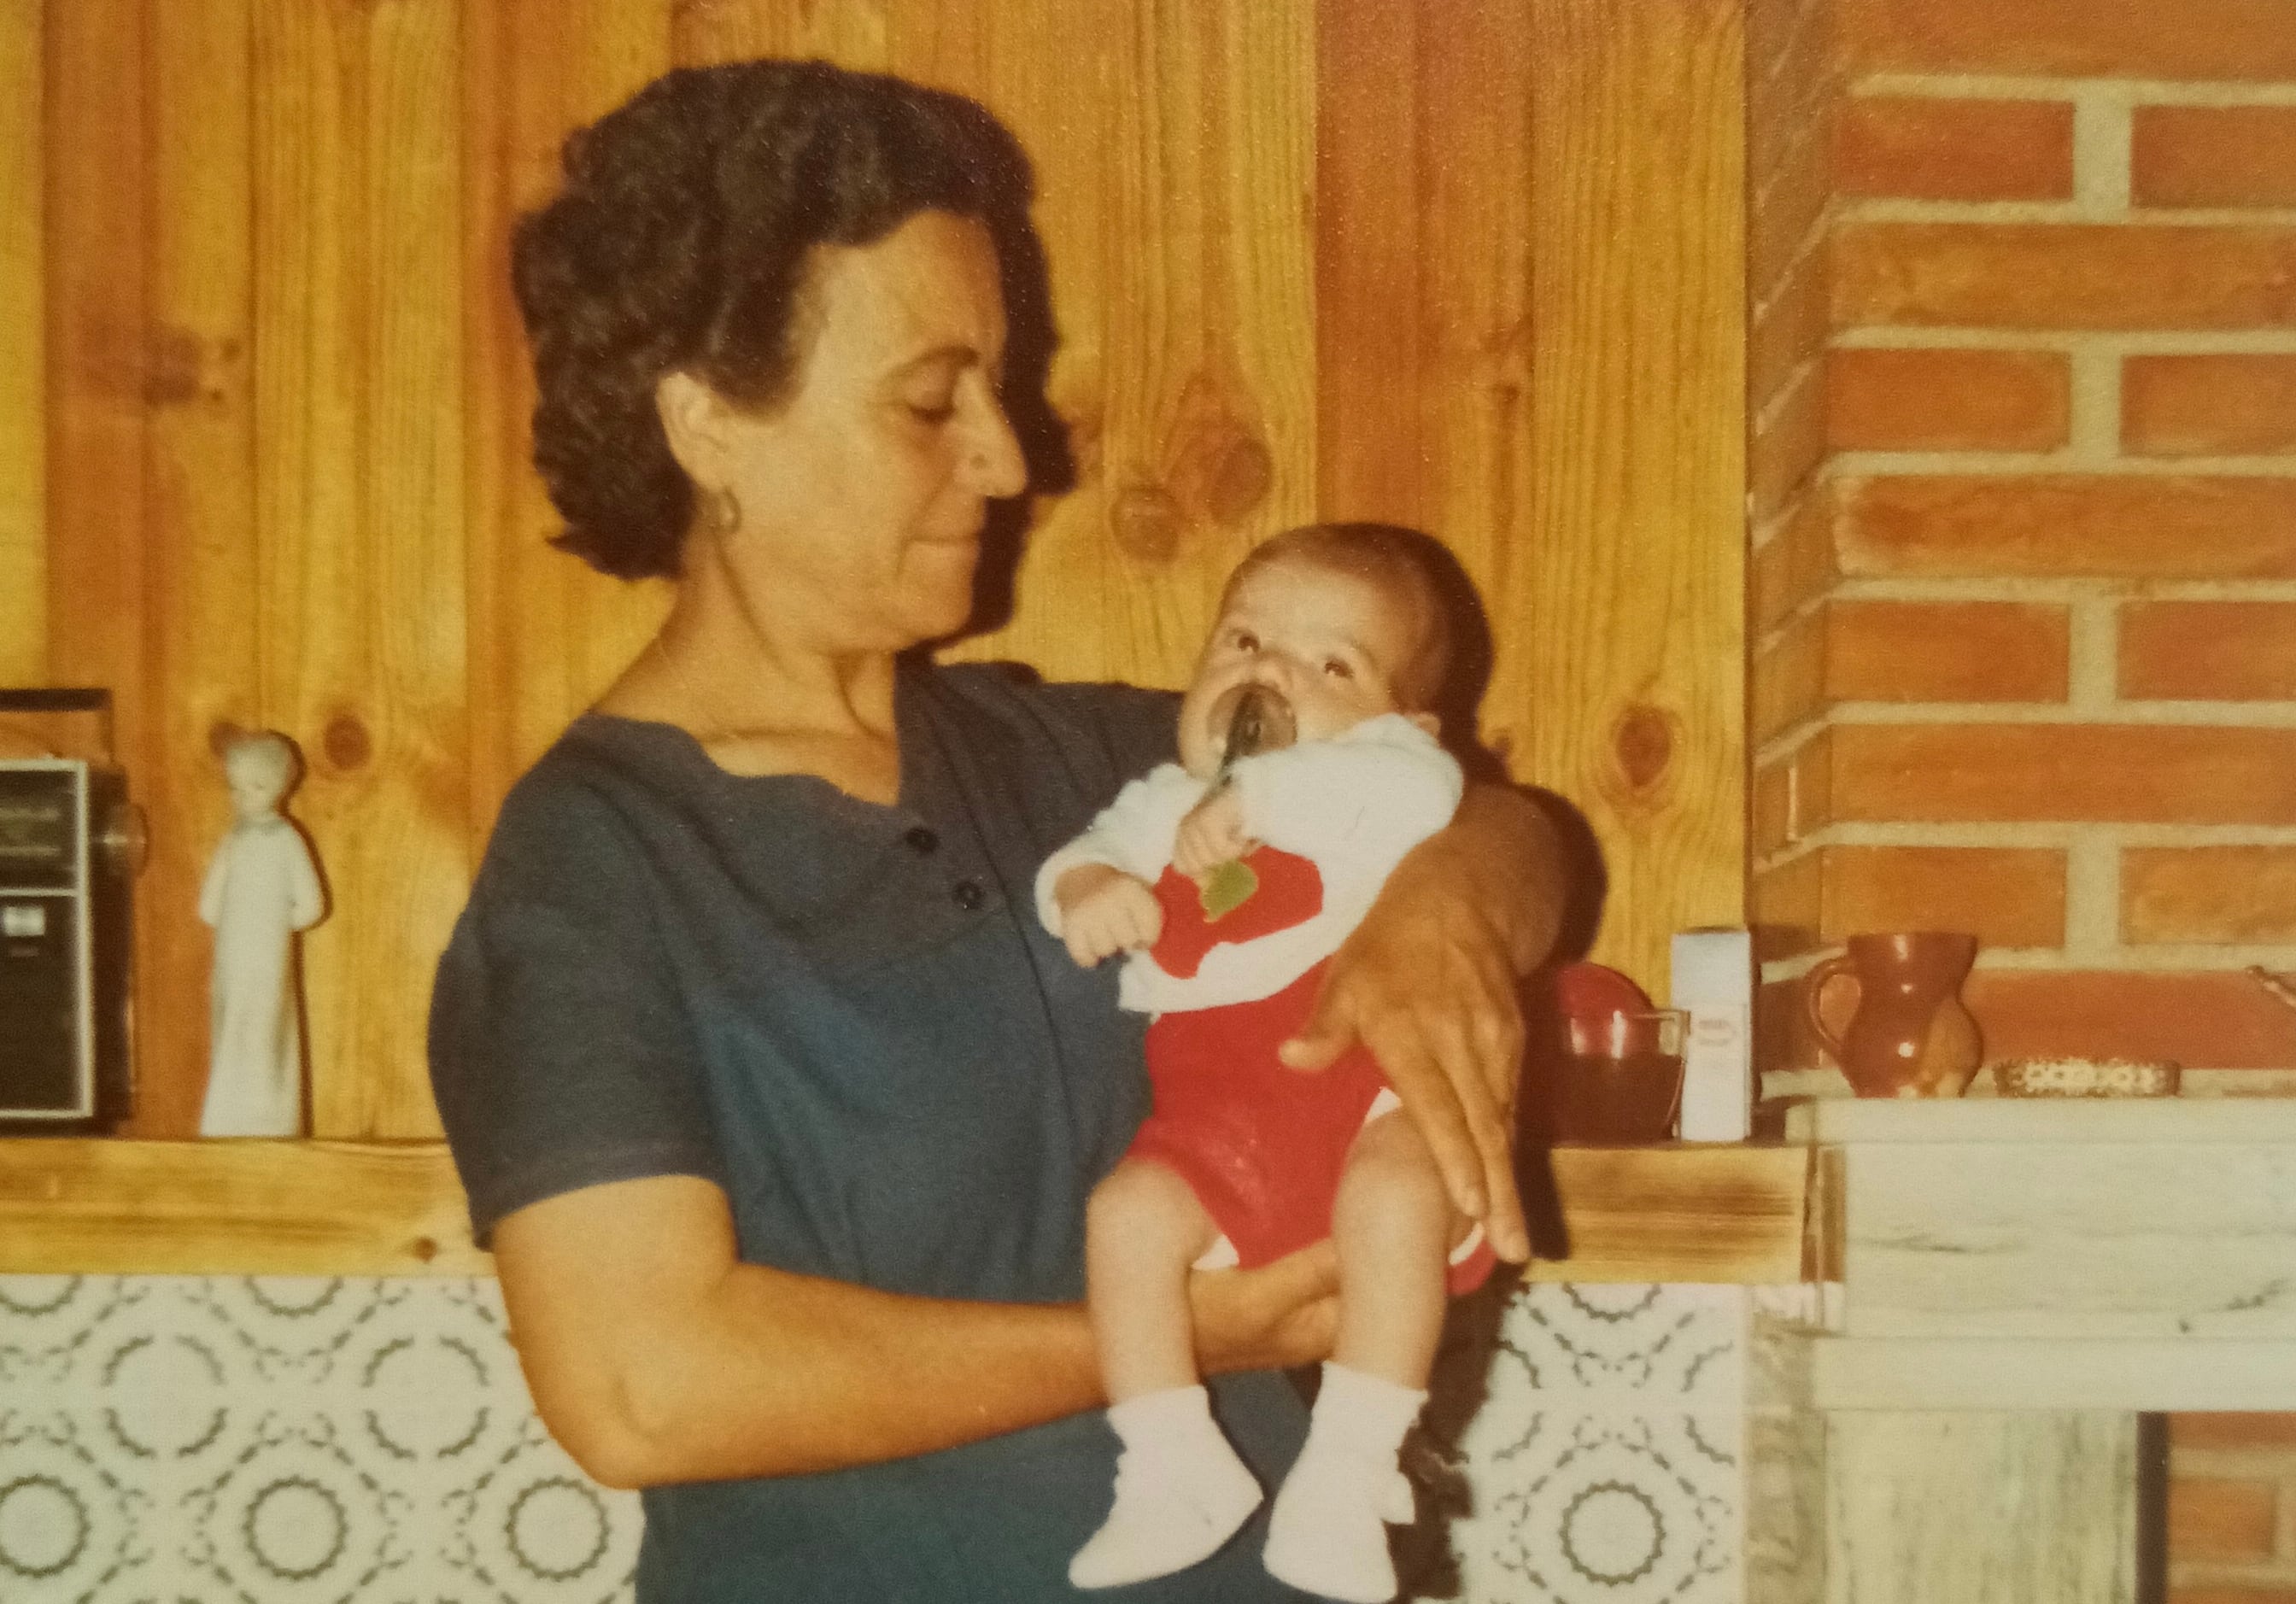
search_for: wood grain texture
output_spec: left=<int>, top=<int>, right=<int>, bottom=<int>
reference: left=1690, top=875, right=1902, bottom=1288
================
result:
left=253, top=0, right=466, bottom=1137
left=41, top=0, right=146, bottom=739
left=1316, top=0, right=1537, bottom=626
left=463, top=0, right=673, bottom=845
left=672, top=0, right=890, bottom=67
left=1529, top=1142, right=1808, bottom=1283
left=1517, top=0, right=1748, bottom=992
left=137, top=0, right=256, bottom=1136
left=0, top=1138, right=1796, bottom=1282
left=12, top=2, right=1757, bottom=1240
left=930, top=0, right=1321, bottom=693
left=0, top=0, right=40, bottom=683
left=0, top=1140, right=486, bottom=1276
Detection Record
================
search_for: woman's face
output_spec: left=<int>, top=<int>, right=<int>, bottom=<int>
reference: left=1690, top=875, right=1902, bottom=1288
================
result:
left=688, top=209, right=1027, bottom=653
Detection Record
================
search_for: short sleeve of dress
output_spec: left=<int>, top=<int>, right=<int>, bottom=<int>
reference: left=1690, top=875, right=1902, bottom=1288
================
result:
left=428, top=768, right=726, bottom=1246
left=1022, top=678, right=1180, bottom=799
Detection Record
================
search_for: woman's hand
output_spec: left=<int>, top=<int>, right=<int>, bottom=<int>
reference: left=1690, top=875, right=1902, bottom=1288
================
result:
left=1280, top=784, right=1564, bottom=1264
left=1188, top=1239, right=1340, bottom=1375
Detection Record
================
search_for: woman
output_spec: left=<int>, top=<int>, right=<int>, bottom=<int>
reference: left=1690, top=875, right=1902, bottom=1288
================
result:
left=429, top=59, right=1561, bottom=1602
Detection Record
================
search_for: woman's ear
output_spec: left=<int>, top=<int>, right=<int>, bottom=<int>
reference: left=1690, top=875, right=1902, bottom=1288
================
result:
left=655, top=370, right=733, bottom=486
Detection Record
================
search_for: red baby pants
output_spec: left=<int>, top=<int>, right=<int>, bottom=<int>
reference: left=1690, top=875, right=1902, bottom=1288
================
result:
left=1128, top=856, right=1494, bottom=1295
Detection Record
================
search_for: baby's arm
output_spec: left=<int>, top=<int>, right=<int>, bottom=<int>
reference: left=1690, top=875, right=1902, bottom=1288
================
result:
left=1034, top=764, right=1204, bottom=966
left=1233, top=716, right=1463, bottom=871
left=1052, top=864, right=1163, bottom=968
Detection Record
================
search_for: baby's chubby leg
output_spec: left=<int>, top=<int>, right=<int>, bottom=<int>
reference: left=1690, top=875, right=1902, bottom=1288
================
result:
left=1331, top=1108, right=1461, bottom=1389
left=1084, top=1156, right=1219, bottom=1401
left=1266, top=1111, right=1461, bottom=1603
left=1072, top=1158, right=1262, bottom=1590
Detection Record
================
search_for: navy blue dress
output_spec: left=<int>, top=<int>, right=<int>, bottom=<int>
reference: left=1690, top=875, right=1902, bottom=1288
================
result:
left=429, top=659, right=1310, bottom=1602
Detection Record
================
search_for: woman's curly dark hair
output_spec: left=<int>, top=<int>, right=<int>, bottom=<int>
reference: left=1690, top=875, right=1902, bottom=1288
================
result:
left=512, top=60, right=1022, bottom=578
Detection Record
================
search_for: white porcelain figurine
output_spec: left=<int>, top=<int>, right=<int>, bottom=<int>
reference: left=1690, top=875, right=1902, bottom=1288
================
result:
left=197, top=730, right=324, bottom=1138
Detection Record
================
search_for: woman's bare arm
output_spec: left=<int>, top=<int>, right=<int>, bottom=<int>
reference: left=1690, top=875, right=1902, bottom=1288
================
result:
left=495, top=1174, right=1338, bottom=1489
left=1280, top=782, right=1566, bottom=1263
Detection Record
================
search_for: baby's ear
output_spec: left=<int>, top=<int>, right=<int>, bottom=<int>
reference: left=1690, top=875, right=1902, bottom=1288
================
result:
left=1405, top=710, right=1440, bottom=737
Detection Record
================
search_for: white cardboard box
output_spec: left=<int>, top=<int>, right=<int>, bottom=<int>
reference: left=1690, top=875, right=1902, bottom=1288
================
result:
left=1673, top=928, right=1753, bottom=1141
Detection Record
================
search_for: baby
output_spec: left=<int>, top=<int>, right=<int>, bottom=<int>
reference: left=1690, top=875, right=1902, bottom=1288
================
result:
left=1036, top=524, right=1492, bottom=1603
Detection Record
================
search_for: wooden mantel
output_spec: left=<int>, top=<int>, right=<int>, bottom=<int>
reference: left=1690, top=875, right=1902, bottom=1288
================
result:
left=0, top=1139, right=1809, bottom=1283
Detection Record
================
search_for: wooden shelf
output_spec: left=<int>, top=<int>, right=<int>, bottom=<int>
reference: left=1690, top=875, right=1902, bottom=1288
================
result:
left=0, top=1139, right=1810, bottom=1283
left=0, top=1139, right=488, bottom=1276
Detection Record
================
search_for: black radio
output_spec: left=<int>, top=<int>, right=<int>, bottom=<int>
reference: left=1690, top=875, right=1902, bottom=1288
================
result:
left=0, top=690, right=140, bottom=1133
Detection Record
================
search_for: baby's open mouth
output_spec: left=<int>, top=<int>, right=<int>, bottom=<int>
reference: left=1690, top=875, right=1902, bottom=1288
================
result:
left=1209, top=683, right=1297, bottom=772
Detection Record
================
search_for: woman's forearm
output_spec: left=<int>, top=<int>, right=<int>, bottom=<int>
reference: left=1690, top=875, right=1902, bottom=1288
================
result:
left=613, top=1262, right=1106, bottom=1484
left=1414, top=781, right=1567, bottom=974
left=495, top=1174, right=1337, bottom=1490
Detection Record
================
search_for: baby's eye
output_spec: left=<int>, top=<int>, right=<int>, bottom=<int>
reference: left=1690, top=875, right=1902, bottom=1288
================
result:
left=1322, top=658, right=1354, bottom=679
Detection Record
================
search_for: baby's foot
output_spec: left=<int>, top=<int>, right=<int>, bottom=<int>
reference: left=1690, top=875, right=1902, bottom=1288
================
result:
left=1069, top=1438, right=1262, bottom=1589
left=1262, top=1439, right=1401, bottom=1603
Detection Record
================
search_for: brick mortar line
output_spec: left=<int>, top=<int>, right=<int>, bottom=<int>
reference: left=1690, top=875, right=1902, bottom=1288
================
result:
left=1764, top=944, right=2296, bottom=976
left=1828, top=450, right=2296, bottom=476
left=1821, top=577, right=2296, bottom=603
left=1850, top=74, right=2296, bottom=109
left=1751, top=350, right=1824, bottom=434
left=1753, top=0, right=1831, bottom=95
left=1751, top=354, right=1821, bottom=438
left=1842, top=197, right=2296, bottom=226
left=1800, top=822, right=2296, bottom=848
left=1832, top=328, right=2296, bottom=354
left=1751, top=99, right=1833, bottom=212
left=1751, top=204, right=1836, bottom=324
left=2066, top=344, right=2123, bottom=465
left=1822, top=702, right=2296, bottom=728
left=2073, top=89, right=2135, bottom=216
left=2064, top=830, right=2121, bottom=956
left=2066, top=594, right=2120, bottom=711
left=1979, top=947, right=2296, bottom=970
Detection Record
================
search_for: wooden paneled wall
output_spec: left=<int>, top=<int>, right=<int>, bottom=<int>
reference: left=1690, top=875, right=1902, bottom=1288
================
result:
left=6, top=0, right=1745, bottom=1139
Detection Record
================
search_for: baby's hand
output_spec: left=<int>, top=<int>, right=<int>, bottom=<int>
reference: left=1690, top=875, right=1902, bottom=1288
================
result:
left=1054, top=863, right=1163, bottom=967
left=1173, top=784, right=1253, bottom=878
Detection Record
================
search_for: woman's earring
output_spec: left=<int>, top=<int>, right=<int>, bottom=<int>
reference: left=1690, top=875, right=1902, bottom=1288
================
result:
left=706, top=487, right=742, bottom=538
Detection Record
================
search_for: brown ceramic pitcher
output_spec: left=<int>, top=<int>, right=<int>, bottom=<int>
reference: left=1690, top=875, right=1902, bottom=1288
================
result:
left=1803, top=932, right=1983, bottom=1098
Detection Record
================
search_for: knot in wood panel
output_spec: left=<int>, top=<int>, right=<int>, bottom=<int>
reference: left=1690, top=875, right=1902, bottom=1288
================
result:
left=323, top=713, right=372, bottom=774
left=1612, top=702, right=1678, bottom=797
left=1111, top=485, right=1184, bottom=563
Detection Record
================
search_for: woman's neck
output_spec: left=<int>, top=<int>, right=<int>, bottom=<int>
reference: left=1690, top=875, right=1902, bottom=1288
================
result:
left=598, top=565, right=905, bottom=800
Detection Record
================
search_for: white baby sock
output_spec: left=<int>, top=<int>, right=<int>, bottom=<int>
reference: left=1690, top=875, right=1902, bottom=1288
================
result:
left=1069, top=1384, right=1264, bottom=1589
left=1262, top=1362, right=1427, bottom=1603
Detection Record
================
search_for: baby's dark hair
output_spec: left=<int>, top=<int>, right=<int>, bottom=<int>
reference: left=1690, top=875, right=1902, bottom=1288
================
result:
left=1225, top=523, right=1461, bottom=712
left=512, top=60, right=1022, bottom=578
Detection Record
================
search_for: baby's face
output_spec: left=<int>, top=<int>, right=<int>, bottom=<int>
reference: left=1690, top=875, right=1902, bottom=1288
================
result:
left=1176, top=559, right=1433, bottom=778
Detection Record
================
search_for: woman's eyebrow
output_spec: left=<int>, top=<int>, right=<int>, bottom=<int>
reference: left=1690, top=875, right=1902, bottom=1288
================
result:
left=889, top=342, right=985, bottom=376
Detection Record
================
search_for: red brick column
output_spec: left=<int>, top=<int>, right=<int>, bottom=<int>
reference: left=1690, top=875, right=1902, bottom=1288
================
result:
left=1749, top=0, right=2296, bottom=1086
left=1748, top=4, right=2296, bottom=1595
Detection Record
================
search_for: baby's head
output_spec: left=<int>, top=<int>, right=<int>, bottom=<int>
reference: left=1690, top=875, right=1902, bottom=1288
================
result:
left=1177, top=523, right=1454, bottom=779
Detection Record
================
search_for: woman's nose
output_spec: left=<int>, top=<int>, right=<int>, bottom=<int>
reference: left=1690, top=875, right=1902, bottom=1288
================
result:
left=964, top=392, right=1028, bottom=499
